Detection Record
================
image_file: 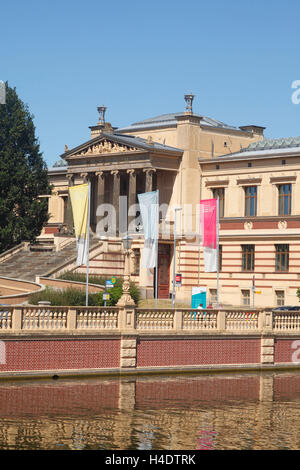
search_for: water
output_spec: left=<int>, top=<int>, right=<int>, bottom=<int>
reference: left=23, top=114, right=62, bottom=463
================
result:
left=0, top=371, right=299, bottom=450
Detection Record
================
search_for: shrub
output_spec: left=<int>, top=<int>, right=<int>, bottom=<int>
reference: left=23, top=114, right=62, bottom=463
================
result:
left=32, top=273, right=141, bottom=306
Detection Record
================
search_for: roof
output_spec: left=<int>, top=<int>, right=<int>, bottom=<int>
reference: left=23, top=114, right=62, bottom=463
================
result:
left=117, top=112, right=242, bottom=133
left=242, top=136, right=300, bottom=152
left=199, top=135, right=300, bottom=164
left=59, top=131, right=183, bottom=160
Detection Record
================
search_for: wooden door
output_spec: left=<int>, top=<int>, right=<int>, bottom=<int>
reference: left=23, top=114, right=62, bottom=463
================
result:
left=157, top=244, right=170, bottom=299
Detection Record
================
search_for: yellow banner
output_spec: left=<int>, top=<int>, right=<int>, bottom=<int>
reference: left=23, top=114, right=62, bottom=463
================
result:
left=69, top=183, right=89, bottom=239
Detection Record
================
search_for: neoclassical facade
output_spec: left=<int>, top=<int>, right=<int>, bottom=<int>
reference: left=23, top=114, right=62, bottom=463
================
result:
left=46, top=95, right=266, bottom=303
left=199, top=137, right=300, bottom=308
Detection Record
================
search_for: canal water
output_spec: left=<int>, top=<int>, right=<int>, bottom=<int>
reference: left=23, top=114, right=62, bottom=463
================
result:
left=0, top=370, right=299, bottom=450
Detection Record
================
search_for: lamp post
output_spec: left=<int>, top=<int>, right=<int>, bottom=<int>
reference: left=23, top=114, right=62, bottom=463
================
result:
left=117, top=234, right=135, bottom=306
left=172, top=207, right=182, bottom=308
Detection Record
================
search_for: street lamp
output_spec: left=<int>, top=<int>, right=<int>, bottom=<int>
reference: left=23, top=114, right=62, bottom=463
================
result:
left=172, top=207, right=182, bottom=308
left=117, top=234, right=135, bottom=306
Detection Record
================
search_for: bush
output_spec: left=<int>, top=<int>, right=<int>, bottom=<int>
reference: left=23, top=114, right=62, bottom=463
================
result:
left=30, top=287, right=102, bottom=306
left=297, top=289, right=300, bottom=303
left=32, top=273, right=141, bottom=306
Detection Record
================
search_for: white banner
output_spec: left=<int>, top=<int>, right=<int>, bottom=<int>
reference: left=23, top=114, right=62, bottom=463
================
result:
left=203, top=246, right=217, bottom=272
left=138, top=190, right=159, bottom=268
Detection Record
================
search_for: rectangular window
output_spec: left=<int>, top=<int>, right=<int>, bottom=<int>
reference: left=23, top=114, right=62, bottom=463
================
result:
left=218, top=245, right=222, bottom=271
left=242, top=290, right=250, bottom=306
left=210, top=289, right=217, bottom=304
left=242, top=245, right=255, bottom=271
left=212, top=188, right=225, bottom=217
left=278, top=184, right=291, bottom=216
left=275, top=290, right=285, bottom=306
left=245, top=186, right=257, bottom=216
left=275, top=244, right=289, bottom=272
left=132, top=248, right=141, bottom=275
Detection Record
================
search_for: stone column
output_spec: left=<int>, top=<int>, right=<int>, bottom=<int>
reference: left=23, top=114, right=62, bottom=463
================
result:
left=144, top=168, right=156, bottom=193
left=65, top=174, right=74, bottom=234
left=95, top=171, right=105, bottom=234
left=127, top=169, right=136, bottom=232
left=80, top=172, right=88, bottom=184
left=111, top=170, right=120, bottom=236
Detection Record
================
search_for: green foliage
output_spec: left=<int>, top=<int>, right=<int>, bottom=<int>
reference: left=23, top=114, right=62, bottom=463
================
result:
left=30, top=286, right=102, bottom=307
left=297, top=289, right=300, bottom=302
left=57, top=271, right=141, bottom=305
left=0, top=82, right=51, bottom=253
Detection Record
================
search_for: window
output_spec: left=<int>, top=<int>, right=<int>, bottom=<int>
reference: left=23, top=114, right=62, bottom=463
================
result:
left=275, top=244, right=289, bottom=272
left=218, top=245, right=222, bottom=271
left=275, top=290, right=285, bottom=306
left=210, top=289, right=217, bottom=304
left=242, top=245, right=255, bottom=271
left=212, top=187, right=225, bottom=217
left=133, top=248, right=140, bottom=275
left=245, top=186, right=257, bottom=217
left=242, top=290, right=250, bottom=306
left=278, top=184, right=291, bottom=216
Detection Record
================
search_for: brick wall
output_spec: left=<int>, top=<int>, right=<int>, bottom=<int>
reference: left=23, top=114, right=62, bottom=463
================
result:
left=136, top=337, right=261, bottom=368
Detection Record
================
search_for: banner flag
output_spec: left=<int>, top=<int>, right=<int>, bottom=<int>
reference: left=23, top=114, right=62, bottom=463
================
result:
left=200, top=198, right=217, bottom=272
left=69, top=183, right=89, bottom=266
left=138, top=190, right=159, bottom=268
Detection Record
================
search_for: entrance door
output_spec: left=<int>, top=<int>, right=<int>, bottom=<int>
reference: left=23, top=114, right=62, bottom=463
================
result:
left=157, top=244, right=170, bottom=299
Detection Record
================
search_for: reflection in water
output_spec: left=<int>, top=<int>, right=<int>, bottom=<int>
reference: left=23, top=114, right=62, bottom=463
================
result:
left=0, top=371, right=299, bottom=449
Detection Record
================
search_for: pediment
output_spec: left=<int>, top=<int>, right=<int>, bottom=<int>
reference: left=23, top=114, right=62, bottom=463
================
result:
left=64, top=136, right=143, bottom=160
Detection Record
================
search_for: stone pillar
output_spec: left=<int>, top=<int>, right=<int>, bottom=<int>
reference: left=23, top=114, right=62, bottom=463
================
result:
left=80, top=172, right=88, bottom=184
left=65, top=174, right=74, bottom=234
left=95, top=171, right=105, bottom=234
left=111, top=170, right=120, bottom=236
left=127, top=169, right=136, bottom=232
left=144, top=168, right=156, bottom=193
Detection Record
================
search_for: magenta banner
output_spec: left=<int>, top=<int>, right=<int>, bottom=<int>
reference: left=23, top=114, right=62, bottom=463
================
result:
left=200, top=199, right=217, bottom=272
left=200, top=199, right=217, bottom=248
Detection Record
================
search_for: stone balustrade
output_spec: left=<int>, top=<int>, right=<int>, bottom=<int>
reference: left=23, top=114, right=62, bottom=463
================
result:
left=0, top=305, right=299, bottom=334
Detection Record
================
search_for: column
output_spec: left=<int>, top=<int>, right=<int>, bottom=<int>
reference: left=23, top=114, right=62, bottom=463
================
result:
left=144, top=168, right=155, bottom=193
left=64, top=174, right=74, bottom=234
left=80, top=172, right=88, bottom=184
left=95, top=171, right=105, bottom=234
left=127, top=169, right=136, bottom=232
left=111, top=170, right=120, bottom=236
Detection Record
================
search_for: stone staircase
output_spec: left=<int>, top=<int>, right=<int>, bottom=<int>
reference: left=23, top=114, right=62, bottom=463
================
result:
left=0, top=237, right=100, bottom=282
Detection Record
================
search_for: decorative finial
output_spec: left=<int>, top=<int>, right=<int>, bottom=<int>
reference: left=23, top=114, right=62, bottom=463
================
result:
left=97, top=105, right=107, bottom=125
left=184, top=93, right=195, bottom=114
left=64, top=144, right=69, bottom=152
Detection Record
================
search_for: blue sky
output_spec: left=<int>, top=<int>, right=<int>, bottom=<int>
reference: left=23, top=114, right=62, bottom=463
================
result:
left=1, top=0, right=300, bottom=167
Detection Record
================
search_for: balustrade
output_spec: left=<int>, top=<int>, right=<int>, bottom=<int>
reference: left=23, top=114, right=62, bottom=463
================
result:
left=0, top=306, right=298, bottom=334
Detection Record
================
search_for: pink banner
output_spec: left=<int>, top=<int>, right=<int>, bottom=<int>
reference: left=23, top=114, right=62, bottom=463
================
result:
left=200, top=199, right=217, bottom=249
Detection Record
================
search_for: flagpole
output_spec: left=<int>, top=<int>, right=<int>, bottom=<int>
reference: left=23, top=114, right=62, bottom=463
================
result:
left=85, top=181, right=91, bottom=307
left=216, top=196, right=220, bottom=308
left=155, top=190, right=159, bottom=307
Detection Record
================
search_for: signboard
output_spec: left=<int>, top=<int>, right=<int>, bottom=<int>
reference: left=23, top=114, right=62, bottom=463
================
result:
left=103, top=293, right=110, bottom=301
left=111, top=277, right=117, bottom=285
left=106, top=280, right=114, bottom=288
left=175, top=274, right=182, bottom=286
left=191, top=287, right=207, bottom=309
left=254, top=291, right=261, bottom=294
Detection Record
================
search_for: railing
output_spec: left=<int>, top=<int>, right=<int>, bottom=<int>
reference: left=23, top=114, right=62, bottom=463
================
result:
left=273, top=311, right=300, bottom=331
left=0, top=307, right=13, bottom=330
left=182, top=309, right=218, bottom=330
left=22, top=306, right=68, bottom=330
left=225, top=311, right=259, bottom=330
left=136, top=309, right=174, bottom=330
left=76, top=307, right=119, bottom=329
left=0, top=306, right=299, bottom=334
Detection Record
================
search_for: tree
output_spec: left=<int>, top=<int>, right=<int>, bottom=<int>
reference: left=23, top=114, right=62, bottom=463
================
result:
left=0, top=83, right=51, bottom=253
